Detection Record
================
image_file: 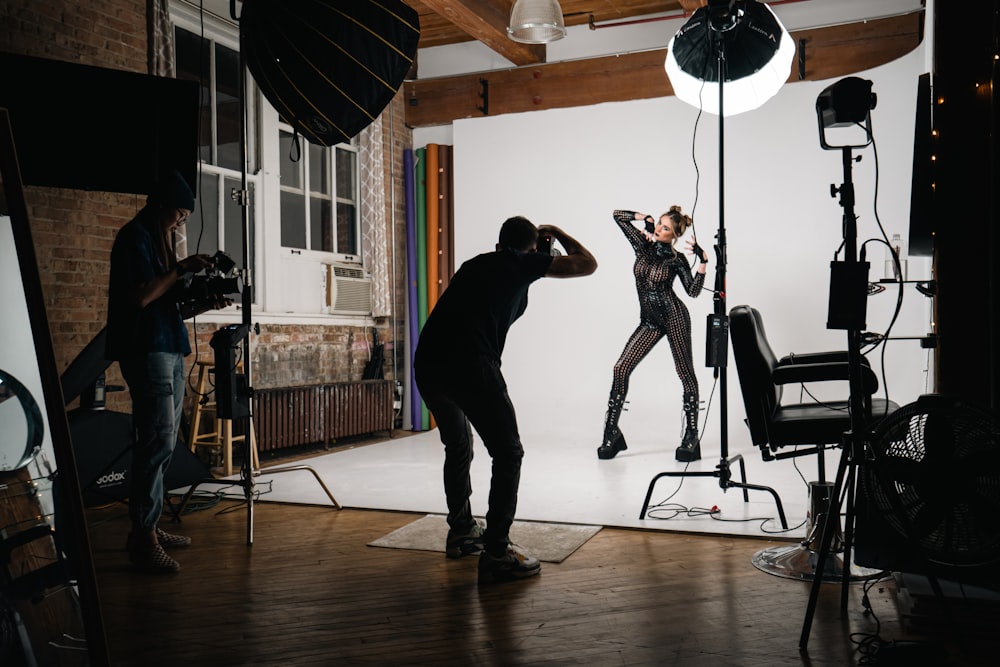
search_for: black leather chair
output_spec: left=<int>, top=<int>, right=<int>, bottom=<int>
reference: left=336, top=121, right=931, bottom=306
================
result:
left=728, top=304, right=899, bottom=581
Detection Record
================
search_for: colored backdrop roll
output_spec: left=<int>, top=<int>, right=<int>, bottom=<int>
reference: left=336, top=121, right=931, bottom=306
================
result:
left=425, top=143, right=440, bottom=311
left=438, top=144, right=454, bottom=291
left=403, top=149, right=422, bottom=430
left=415, top=147, right=428, bottom=330
left=415, top=147, right=429, bottom=430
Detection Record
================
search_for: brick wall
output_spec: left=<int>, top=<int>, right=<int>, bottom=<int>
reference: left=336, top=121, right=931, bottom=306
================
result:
left=1, top=1, right=413, bottom=415
left=1, top=0, right=149, bottom=410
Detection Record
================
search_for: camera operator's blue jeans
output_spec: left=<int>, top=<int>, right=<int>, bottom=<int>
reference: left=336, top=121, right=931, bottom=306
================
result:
left=416, top=361, right=523, bottom=556
left=119, top=352, right=185, bottom=533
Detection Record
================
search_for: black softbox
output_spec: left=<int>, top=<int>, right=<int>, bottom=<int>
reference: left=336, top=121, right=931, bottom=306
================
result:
left=240, top=0, right=420, bottom=146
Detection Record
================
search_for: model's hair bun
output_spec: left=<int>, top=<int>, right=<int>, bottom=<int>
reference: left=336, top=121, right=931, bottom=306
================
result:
left=664, top=205, right=693, bottom=235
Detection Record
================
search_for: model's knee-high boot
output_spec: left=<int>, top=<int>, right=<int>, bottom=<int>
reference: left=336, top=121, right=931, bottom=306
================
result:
left=596, top=393, right=628, bottom=460
left=675, top=391, right=701, bottom=462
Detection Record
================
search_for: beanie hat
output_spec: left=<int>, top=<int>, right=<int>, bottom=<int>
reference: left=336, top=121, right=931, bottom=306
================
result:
left=151, top=170, right=195, bottom=211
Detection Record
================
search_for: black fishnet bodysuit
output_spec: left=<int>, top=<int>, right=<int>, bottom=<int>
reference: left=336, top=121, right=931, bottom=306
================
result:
left=608, top=210, right=705, bottom=398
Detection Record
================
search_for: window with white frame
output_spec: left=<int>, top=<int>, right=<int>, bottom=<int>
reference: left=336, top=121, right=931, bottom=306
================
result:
left=278, top=126, right=361, bottom=261
left=170, top=2, right=370, bottom=318
left=173, top=21, right=254, bottom=269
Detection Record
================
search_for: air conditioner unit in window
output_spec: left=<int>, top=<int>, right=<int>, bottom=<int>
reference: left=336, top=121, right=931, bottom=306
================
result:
left=325, top=262, right=372, bottom=315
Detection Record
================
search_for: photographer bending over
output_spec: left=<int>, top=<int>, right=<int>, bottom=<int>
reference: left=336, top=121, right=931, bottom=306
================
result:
left=415, top=216, right=597, bottom=584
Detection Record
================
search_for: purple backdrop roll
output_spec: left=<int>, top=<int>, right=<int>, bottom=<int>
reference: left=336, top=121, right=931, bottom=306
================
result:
left=404, top=149, right=422, bottom=430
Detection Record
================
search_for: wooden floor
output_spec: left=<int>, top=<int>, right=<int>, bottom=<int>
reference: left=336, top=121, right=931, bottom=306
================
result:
left=81, top=499, right=994, bottom=667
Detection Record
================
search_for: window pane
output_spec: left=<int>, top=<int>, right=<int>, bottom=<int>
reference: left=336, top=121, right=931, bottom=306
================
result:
left=337, top=201, right=358, bottom=255
left=309, top=143, right=329, bottom=194
left=216, top=43, right=242, bottom=171
left=310, top=196, right=333, bottom=252
left=335, top=147, right=355, bottom=200
left=174, top=28, right=212, bottom=164
left=280, top=190, right=306, bottom=248
left=187, top=171, right=219, bottom=255
left=279, top=130, right=302, bottom=189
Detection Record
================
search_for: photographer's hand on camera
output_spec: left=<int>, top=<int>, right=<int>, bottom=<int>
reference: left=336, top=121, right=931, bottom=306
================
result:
left=131, top=253, right=211, bottom=309
left=538, top=224, right=598, bottom=278
left=173, top=251, right=242, bottom=319
left=176, top=253, right=214, bottom=278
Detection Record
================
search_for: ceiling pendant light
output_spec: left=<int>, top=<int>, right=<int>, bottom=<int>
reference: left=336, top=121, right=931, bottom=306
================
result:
left=508, top=0, right=566, bottom=44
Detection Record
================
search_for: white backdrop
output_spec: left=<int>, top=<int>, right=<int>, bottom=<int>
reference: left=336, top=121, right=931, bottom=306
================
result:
left=444, top=47, right=932, bottom=454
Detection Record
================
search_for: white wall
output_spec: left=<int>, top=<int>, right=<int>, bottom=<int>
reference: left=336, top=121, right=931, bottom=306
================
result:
left=440, top=45, right=932, bottom=453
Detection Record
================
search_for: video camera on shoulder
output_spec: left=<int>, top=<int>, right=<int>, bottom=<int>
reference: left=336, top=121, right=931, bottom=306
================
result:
left=175, top=250, right=243, bottom=319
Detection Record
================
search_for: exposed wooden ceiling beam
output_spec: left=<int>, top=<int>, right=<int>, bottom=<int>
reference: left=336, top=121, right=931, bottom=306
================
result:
left=404, top=13, right=922, bottom=128
left=418, top=0, right=546, bottom=66
left=676, top=0, right=707, bottom=11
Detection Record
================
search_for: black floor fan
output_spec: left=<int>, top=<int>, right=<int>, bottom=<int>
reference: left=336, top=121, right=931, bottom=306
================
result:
left=856, top=394, right=1000, bottom=589
left=846, top=393, right=1000, bottom=660
left=798, top=75, right=914, bottom=651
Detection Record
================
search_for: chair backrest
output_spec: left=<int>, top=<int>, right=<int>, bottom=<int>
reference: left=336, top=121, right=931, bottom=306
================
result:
left=729, top=305, right=781, bottom=445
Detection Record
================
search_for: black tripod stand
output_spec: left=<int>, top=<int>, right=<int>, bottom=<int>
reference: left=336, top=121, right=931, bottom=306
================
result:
left=174, top=2, right=340, bottom=544
left=799, top=77, right=880, bottom=651
left=640, top=29, right=785, bottom=526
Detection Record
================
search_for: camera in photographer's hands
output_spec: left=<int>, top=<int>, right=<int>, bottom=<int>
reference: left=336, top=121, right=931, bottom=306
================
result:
left=175, top=250, right=242, bottom=318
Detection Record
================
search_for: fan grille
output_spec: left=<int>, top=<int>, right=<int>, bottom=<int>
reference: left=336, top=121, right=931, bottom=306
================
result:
left=863, top=396, right=1000, bottom=567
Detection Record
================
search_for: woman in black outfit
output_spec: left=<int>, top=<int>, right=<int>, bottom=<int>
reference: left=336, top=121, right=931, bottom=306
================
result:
left=597, top=207, right=708, bottom=461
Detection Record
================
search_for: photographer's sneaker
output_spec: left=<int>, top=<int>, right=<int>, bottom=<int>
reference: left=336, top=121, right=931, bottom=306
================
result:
left=478, top=543, right=541, bottom=584
left=445, top=520, right=485, bottom=559
left=154, top=528, right=192, bottom=549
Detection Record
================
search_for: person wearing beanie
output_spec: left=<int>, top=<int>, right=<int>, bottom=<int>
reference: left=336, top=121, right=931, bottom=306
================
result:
left=105, top=169, right=213, bottom=573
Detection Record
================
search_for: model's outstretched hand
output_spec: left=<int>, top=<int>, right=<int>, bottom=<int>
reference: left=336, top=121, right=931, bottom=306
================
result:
left=687, top=238, right=708, bottom=263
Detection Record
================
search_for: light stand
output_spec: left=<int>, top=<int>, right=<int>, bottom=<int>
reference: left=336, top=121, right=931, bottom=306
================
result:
left=799, top=77, right=879, bottom=651
left=176, top=0, right=341, bottom=545
left=641, top=9, right=787, bottom=526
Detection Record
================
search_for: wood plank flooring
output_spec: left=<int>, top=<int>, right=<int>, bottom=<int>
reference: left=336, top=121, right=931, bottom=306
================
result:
left=84, top=499, right=994, bottom=666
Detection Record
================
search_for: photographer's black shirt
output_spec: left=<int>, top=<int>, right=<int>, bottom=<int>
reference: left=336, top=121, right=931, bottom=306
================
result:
left=105, top=207, right=191, bottom=361
left=415, top=247, right=552, bottom=370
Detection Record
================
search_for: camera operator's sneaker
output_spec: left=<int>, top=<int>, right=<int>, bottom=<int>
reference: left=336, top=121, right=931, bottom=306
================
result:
left=478, top=543, right=541, bottom=584
left=129, top=542, right=180, bottom=574
left=446, top=520, right=485, bottom=559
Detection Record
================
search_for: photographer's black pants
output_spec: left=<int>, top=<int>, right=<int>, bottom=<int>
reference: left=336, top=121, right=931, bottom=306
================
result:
left=415, top=360, right=523, bottom=555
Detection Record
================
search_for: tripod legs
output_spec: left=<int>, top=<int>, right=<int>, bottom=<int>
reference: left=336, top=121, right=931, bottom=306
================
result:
left=639, top=454, right=787, bottom=529
left=799, top=438, right=855, bottom=650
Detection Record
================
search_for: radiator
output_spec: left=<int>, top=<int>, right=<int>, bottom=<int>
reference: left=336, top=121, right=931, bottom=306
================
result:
left=252, top=380, right=394, bottom=453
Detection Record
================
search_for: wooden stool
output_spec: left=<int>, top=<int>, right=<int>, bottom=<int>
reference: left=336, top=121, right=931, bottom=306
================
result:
left=188, top=359, right=259, bottom=476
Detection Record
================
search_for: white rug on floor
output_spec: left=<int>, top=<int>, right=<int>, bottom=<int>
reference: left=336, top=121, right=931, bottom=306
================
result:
left=368, top=514, right=602, bottom=563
